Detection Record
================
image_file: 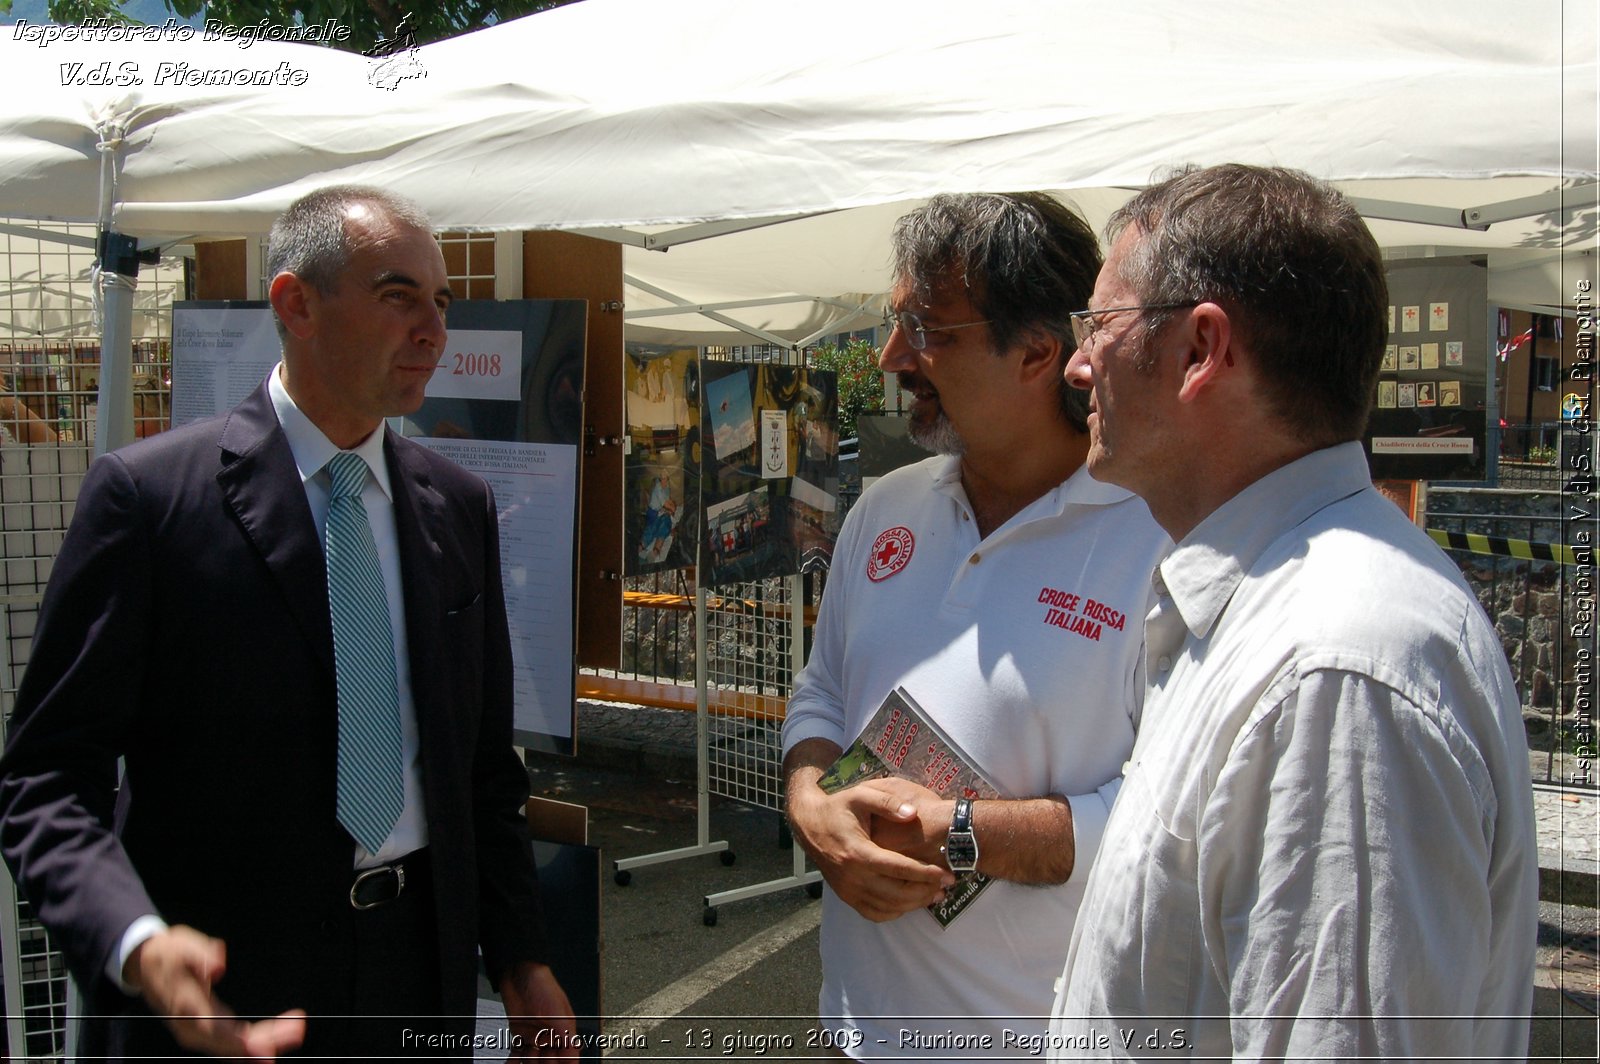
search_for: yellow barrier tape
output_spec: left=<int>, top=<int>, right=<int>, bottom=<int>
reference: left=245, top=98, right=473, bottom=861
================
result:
left=1427, top=528, right=1584, bottom=567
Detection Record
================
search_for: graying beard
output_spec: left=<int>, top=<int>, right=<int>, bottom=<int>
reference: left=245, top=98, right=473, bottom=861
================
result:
left=910, top=411, right=966, bottom=457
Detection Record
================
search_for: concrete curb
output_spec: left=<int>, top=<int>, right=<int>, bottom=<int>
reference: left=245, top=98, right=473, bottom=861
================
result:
left=1534, top=788, right=1599, bottom=906
left=1540, top=853, right=1600, bottom=906
left=534, top=699, right=700, bottom=781
left=560, top=732, right=700, bottom=781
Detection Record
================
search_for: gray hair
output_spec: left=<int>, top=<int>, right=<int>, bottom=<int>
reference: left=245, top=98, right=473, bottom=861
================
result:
left=267, top=185, right=432, bottom=291
left=1109, top=164, right=1388, bottom=445
left=890, top=192, right=1101, bottom=431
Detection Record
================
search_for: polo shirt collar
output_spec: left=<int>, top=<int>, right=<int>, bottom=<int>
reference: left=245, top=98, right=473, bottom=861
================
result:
left=928, top=453, right=1137, bottom=519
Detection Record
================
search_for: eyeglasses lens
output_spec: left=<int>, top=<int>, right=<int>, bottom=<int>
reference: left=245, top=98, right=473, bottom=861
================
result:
left=1070, top=314, right=1095, bottom=349
left=886, top=310, right=928, bottom=350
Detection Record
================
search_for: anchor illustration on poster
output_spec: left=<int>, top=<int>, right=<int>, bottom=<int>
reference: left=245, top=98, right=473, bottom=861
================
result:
left=762, top=409, right=789, bottom=479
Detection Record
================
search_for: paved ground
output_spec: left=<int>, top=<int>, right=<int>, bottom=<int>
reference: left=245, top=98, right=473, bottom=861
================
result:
left=1532, top=786, right=1600, bottom=1060
left=473, top=700, right=1598, bottom=1060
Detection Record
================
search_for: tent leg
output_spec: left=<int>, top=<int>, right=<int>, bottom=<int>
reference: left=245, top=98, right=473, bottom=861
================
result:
left=94, top=259, right=136, bottom=455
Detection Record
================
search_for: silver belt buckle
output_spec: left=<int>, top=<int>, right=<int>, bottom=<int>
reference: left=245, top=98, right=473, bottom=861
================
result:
left=350, top=863, right=406, bottom=910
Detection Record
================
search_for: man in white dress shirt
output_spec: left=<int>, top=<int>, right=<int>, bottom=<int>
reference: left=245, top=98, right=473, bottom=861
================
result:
left=1051, top=164, right=1538, bottom=1058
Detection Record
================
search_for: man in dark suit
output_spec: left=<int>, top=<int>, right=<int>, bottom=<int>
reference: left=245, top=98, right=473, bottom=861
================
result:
left=0, top=187, right=577, bottom=1059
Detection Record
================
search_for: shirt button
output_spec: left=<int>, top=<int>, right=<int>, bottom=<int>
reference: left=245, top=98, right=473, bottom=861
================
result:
left=969, top=553, right=981, bottom=564
left=1157, top=655, right=1172, bottom=672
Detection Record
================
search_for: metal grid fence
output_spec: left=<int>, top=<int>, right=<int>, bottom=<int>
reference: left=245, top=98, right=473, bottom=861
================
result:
left=0, top=219, right=185, bottom=1062
left=0, top=441, right=95, bottom=1062
left=703, top=576, right=803, bottom=811
left=617, top=567, right=697, bottom=683
left=1, top=595, right=70, bottom=1062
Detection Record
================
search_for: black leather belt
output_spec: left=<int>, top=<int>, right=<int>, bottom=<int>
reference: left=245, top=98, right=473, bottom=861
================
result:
left=350, top=849, right=428, bottom=911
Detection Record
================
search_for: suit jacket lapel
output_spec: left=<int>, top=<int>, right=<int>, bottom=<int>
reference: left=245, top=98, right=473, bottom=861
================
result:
left=215, top=383, right=335, bottom=676
left=386, top=431, right=446, bottom=729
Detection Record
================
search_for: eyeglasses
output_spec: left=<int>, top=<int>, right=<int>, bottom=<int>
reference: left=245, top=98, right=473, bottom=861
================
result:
left=885, top=308, right=992, bottom=351
left=1068, top=303, right=1199, bottom=349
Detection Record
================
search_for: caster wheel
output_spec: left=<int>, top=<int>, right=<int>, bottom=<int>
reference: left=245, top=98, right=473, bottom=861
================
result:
left=806, top=881, right=824, bottom=899
left=703, top=907, right=718, bottom=927
left=614, top=869, right=632, bottom=887
left=720, top=850, right=737, bottom=867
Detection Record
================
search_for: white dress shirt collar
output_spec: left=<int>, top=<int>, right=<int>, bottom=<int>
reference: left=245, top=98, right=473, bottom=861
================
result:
left=268, top=363, right=394, bottom=502
left=1158, top=440, right=1371, bottom=640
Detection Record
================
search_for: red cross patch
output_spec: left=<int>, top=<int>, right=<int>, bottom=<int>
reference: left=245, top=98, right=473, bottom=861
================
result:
left=866, top=526, right=915, bottom=582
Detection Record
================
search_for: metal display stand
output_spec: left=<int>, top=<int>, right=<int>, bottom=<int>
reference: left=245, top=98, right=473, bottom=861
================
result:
left=701, top=575, right=820, bottom=925
left=609, top=577, right=824, bottom=925
left=611, top=342, right=835, bottom=921
left=611, top=587, right=736, bottom=887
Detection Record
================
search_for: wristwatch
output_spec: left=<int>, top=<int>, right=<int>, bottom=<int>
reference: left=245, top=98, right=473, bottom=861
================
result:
left=943, top=797, right=979, bottom=873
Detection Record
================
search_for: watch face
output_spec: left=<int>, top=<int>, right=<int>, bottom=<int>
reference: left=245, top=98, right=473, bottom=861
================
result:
left=945, top=833, right=978, bottom=872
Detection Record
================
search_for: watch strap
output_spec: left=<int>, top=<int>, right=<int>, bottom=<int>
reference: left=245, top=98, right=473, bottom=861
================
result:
left=944, top=796, right=979, bottom=873
left=952, top=796, right=974, bottom=831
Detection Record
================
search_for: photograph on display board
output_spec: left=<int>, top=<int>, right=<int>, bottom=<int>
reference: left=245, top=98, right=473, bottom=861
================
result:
left=1366, top=257, right=1489, bottom=481
left=707, top=368, right=758, bottom=457
left=623, top=345, right=700, bottom=575
left=698, top=361, right=840, bottom=587
left=634, top=463, right=686, bottom=568
left=704, top=486, right=772, bottom=577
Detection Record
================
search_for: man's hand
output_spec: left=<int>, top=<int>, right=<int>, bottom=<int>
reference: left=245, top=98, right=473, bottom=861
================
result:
left=124, top=925, right=306, bottom=1059
left=499, top=961, right=577, bottom=1061
left=785, top=740, right=954, bottom=922
left=863, top=777, right=954, bottom=866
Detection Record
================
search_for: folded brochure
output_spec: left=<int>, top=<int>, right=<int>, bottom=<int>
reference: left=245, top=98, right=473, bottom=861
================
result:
left=817, top=686, right=998, bottom=927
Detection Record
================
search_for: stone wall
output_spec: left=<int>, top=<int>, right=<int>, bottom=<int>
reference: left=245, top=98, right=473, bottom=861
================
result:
left=1426, top=486, right=1595, bottom=782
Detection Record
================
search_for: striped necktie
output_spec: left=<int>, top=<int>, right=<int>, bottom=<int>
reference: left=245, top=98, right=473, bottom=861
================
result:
left=325, top=451, right=404, bottom=854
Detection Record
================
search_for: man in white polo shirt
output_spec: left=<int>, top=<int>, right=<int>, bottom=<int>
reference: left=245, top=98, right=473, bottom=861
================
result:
left=782, top=192, right=1169, bottom=1056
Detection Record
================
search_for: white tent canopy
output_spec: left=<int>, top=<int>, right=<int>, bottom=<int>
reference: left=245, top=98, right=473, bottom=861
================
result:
left=1, top=0, right=1595, bottom=345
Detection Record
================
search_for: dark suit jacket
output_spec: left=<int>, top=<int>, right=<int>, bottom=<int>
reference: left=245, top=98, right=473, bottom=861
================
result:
left=0, top=383, right=547, bottom=1052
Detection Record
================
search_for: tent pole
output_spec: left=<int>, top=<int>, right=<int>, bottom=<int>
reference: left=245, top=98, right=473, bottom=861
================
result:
left=624, top=274, right=804, bottom=347
left=93, top=121, right=137, bottom=456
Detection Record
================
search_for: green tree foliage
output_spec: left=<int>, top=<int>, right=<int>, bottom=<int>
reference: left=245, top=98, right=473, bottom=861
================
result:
left=7, top=1, right=585, bottom=51
left=810, top=337, right=884, bottom=441
left=4, top=0, right=127, bottom=22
